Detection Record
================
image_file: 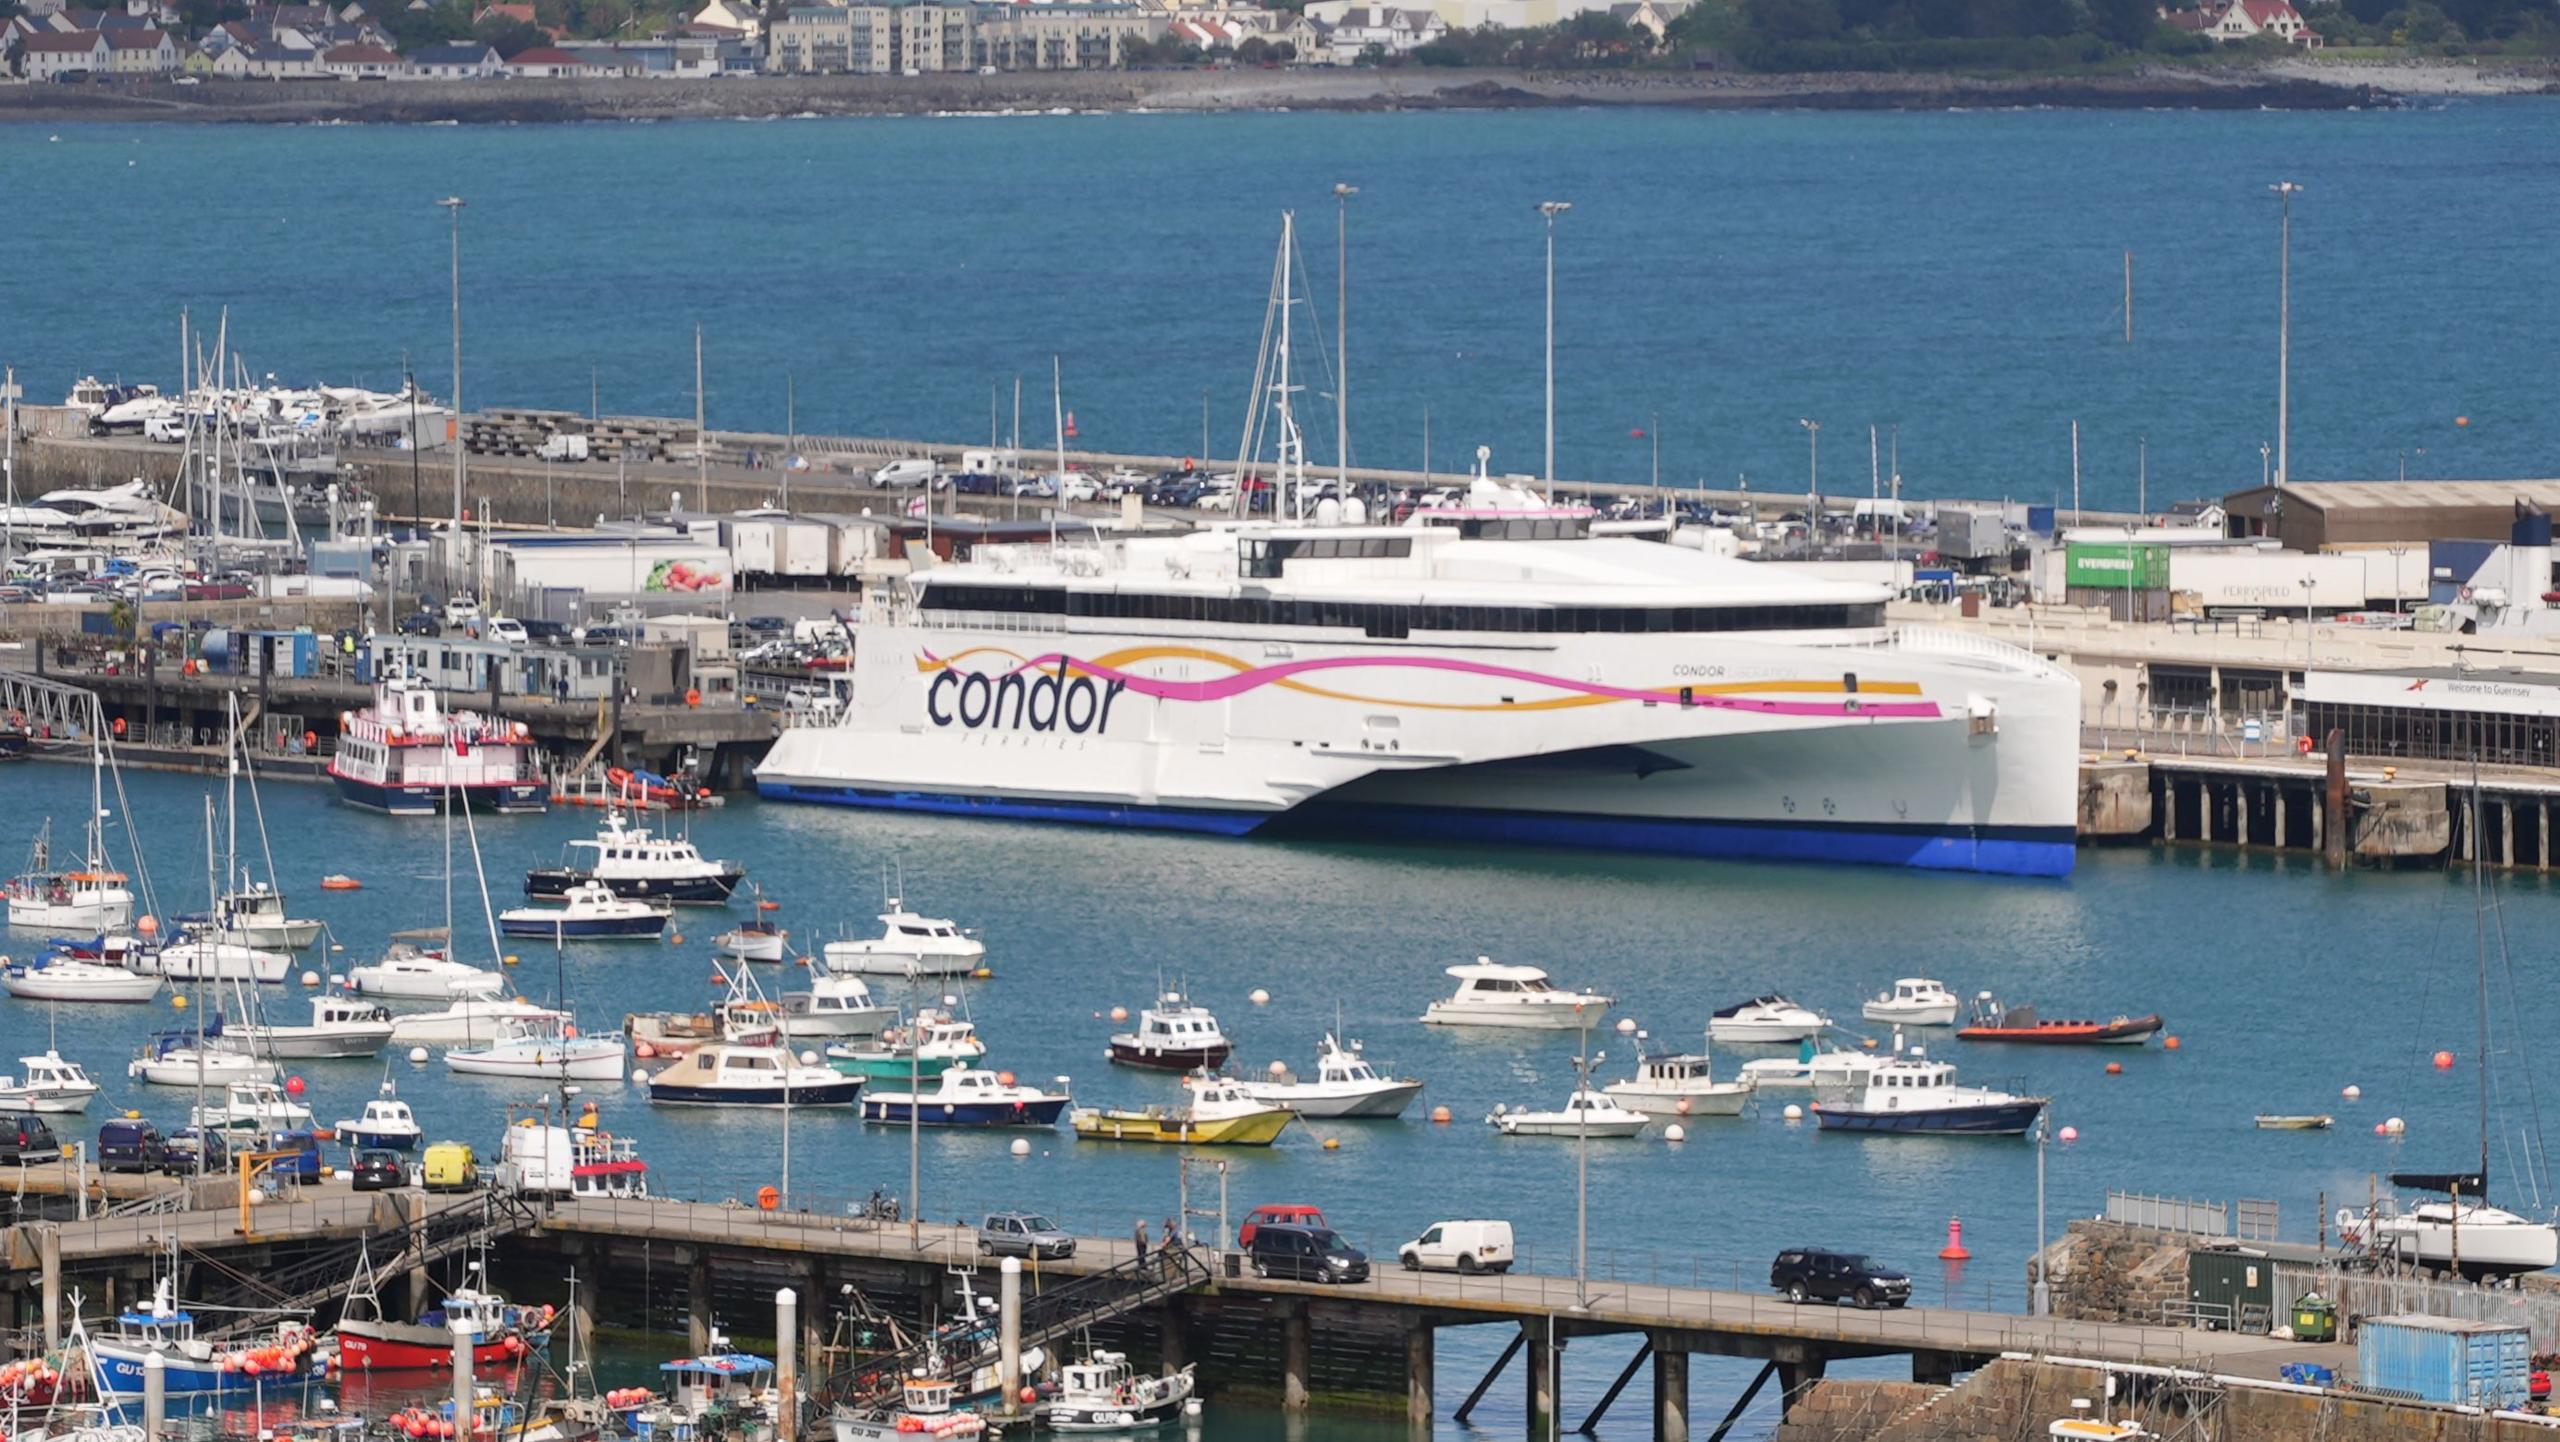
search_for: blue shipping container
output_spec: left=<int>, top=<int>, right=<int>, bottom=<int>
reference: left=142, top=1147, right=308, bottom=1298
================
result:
left=2357, top=1314, right=2530, bottom=1410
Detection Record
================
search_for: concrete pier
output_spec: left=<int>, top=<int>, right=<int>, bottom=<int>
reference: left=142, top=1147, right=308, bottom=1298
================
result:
left=1524, top=1322, right=1558, bottom=1437
left=1651, top=1341, right=1690, bottom=1442
left=1405, top=1320, right=1433, bottom=1429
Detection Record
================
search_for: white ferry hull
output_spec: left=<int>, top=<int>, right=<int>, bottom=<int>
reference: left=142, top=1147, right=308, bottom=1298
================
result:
left=757, top=624, right=2077, bottom=879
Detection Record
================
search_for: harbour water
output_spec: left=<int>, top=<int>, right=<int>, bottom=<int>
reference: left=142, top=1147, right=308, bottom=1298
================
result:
left=3, top=759, right=2554, bottom=1435
left=7, top=104, right=2560, bottom=508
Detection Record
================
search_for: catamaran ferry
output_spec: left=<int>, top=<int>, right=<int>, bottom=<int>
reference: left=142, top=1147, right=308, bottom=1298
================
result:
left=329, top=666, right=547, bottom=816
left=756, top=483, right=2080, bottom=877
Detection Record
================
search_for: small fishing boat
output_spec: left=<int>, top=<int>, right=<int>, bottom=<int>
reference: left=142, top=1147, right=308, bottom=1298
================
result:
left=642, top=1042, right=864, bottom=1107
left=321, top=875, right=364, bottom=891
left=1812, top=1050, right=2046, bottom=1136
left=832, top=1375, right=984, bottom=1442
left=500, top=881, right=671, bottom=942
left=1708, top=995, right=1830, bottom=1044
left=1237, top=1034, right=1422, bottom=1119
left=776, top=965, right=894, bottom=1040
left=7, top=770, right=136, bottom=931
left=1957, top=994, right=2163, bottom=1046
left=821, top=901, right=985, bottom=979
left=2050, top=1415, right=2149, bottom=1439
left=632, top=1339, right=779, bottom=1442
left=1736, top=1038, right=1886, bottom=1099
left=713, top=890, right=788, bottom=961
left=524, top=810, right=742, bottom=906
left=2254, top=1114, right=2335, bottom=1131
left=237, top=995, right=394, bottom=1060
left=335, top=1250, right=554, bottom=1372
left=826, top=1012, right=987, bottom=1081
left=0, top=1051, right=103, bottom=1113
left=336, top=1081, right=425, bottom=1150
left=346, top=937, right=505, bottom=999
left=1036, top=1350, right=1195, bottom=1433
left=1488, top=1089, right=1650, bottom=1139
left=1070, top=1074, right=1294, bottom=1146
left=190, top=1079, right=314, bottom=1135
left=1108, top=993, right=1232, bottom=1072
left=89, top=1276, right=317, bottom=1394
left=388, top=998, right=566, bottom=1046
left=859, top=1065, right=1068, bottom=1127
left=1, top=953, right=160, bottom=1003
left=446, top=1016, right=627, bottom=1081
left=1603, top=1036, right=1752, bottom=1118
left=1420, top=958, right=1612, bottom=1030
left=1861, top=978, right=1961, bottom=1027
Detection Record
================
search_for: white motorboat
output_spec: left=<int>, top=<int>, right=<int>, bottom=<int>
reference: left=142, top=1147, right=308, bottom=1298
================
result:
left=1487, top=1089, right=1649, bottom=1139
left=446, top=1015, right=627, bottom=1081
left=1420, top=958, right=1612, bottom=1030
left=0, top=1051, right=103, bottom=1113
left=1037, top=1350, right=1196, bottom=1433
left=236, top=995, right=394, bottom=1060
left=1604, top=1039, right=1752, bottom=1118
left=386, top=997, right=565, bottom=1045
left=1708, top=994, right=1831, bottom=1044
left=523, top=810, right=740, bottom=903
left=128, top=1032, right=277, bottom=1087
left=642, top=1043, right=864, bottom=1107
left=1238, top=1034, right=1422, bottom=1119
left=776, top=966, right=894, bottom=1040
left=189, top=1080, right=314, bottom=1135
left=131, top=933, right=291, bottom=984
left=859, top=1065, right=1069, bottom=1127
left=7, top=762, right=137, bottom=933
left=1737, top=1040, right=1886, bottom=1099
left=821, top=902, right=986, bottom=979
left=336, top=1086, right=424, bottom=1150
left=712, top=896, right=788, bottom=962
left=179, top=881, right=322, bottom=952
left=1812, top=1050, right=2047, bottom=1136
left=1107, top=993, right=1233, bottom=1072
left=1862, top=978, right=1961, bottom=1027
left=497, top=881, right=670, bottom=942
left=345, top=939, right=505, bottom=999
left=2, top=954, right=161, bottom=1003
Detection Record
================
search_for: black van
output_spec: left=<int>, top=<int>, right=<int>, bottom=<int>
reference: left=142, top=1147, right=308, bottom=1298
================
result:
left=0, top=1113, right=63, bottom=1164
left=1769, top=1248, right=1910, bottom=1309
left=1246, top=1223, right=1370, bottom=1284
left=99, top=1118, right=166, bottom=1173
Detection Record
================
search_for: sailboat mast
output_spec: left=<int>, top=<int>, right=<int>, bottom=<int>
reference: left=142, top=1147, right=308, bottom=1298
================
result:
left=2472, top=773, right=2492, bottom=1184
left=1277, top=211, right=1300, bottom=522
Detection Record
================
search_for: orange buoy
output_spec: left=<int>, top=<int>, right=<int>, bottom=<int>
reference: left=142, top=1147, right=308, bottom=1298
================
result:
left=2105, top=1062, right=2123, bottom=1075
left=2163, top=1035, right=2181, bottom=1050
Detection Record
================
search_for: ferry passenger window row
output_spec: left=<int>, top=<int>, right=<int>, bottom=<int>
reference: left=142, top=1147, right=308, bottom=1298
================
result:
left=921, top=583, right=1884, bottom=636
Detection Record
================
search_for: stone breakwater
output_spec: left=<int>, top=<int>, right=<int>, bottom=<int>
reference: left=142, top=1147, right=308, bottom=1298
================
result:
left=0, top=64, right=2438, bottom=126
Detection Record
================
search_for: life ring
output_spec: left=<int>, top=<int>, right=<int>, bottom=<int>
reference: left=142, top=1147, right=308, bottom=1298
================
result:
left=2297, top=736, right=2315, bottom=755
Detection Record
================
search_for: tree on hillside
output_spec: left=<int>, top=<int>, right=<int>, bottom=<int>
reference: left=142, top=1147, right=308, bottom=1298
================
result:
left=474, top=13, right=548, bottom=52
left=2084, top=0, right=2154, bottom=41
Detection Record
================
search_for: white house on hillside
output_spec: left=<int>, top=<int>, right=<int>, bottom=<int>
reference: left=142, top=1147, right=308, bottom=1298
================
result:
left=2161, top=0, right=2321, bottom=44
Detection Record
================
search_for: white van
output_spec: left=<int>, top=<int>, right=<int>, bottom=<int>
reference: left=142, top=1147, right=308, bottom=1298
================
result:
left=873, top=458, right=936, bottom=490
left=1399, top=1219, right=1515, bottom=1275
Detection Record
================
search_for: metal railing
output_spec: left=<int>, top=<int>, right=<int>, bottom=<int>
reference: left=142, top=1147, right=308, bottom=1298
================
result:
left=2104, top=1191, right=2229, bottom=1238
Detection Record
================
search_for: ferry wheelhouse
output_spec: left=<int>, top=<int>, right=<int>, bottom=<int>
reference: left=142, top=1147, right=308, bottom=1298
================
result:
left=755, top=479, right=2078, bottom=877
left=330, top=666, right=546, bottom=816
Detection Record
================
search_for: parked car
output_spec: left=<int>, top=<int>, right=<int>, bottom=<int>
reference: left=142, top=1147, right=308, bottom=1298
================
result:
left=442, top=593, right=483, bottom=627
left=1244, top=1223, right=1368, bottom=1284
left=98, top=1118, right=166, bottom=1173
left=1238, top=1204, right=1326, bottom=1247
left=1769, top=1248, right=1910, bottom=1309
left=0, top=1113, right=63, bottom=1165
left=163, top=1126, right=229, bottom=1175
left=873, top=458, right=936, bottom=490
left=184, top=581, right=251, bottom=601
left=518, top=617, right=570, bottom=643
left=351, top=1148, right=408, bottom=1192
left=978, top=1211, right=1075, bottom=1260
left=1398, top=1220, right=1515, bottom=1275
left=422, top=1140, right=479, bottom=1191
left=483, top=616, right=529, bottom=645
left=265, top=1129, right=322, bottom=1185
left=396, top=611, right=441, bottom=638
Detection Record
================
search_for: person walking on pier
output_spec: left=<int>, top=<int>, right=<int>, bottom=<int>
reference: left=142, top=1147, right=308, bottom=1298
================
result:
left=1133, top=1218, right=1150, bottom=1262
left=1164, top=1214, right=1180, bottom=1249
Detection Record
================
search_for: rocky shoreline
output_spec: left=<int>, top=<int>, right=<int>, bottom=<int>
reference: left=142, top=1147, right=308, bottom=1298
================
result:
left=0, top=60, right=2547, bottom=125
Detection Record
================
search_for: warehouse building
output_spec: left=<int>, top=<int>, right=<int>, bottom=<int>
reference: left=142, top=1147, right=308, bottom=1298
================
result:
left=2221, top=479, right=2560, bottom=551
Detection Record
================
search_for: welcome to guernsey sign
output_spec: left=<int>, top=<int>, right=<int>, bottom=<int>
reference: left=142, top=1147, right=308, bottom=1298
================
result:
left=2301, top=667, right=2560, bottom=719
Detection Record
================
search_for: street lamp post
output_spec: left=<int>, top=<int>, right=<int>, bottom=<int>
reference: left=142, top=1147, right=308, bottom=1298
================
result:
left=1798, top=419, right=1821, bottom=549
left=1572, top=1017, right=1603, bottom=1310
left=2032, top=1111, right=2051, bottom=1316
left=2301, top=575, right=2316, bottom=666
left=2259, top=442, right=2271, bottom=489
left=2270, top=182, right=2302, bottom=489
left=1538, top=201, right=1570, bottom=495
left=437, top=197, right=465, bottom=541
left=1334, top=183, right=1356, bottom=492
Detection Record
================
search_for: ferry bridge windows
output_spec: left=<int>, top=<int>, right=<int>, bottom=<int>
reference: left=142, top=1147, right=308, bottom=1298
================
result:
left=2305, top=700, right=2558, bottom=769
left=923, top=582, right=1882, bottom=636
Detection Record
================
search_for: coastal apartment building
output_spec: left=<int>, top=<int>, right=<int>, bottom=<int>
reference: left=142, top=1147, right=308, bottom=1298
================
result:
left=767, top=0, right=1157, bottom=71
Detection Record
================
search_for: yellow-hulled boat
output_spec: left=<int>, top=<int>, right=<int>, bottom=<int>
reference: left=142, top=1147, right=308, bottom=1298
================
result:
left=1071, top=1076, right=1295, bottom=1146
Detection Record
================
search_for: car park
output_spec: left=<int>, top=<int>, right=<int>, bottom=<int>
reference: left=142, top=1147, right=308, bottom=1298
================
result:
left=98, top=1118, right=166, bottom=1173
left=978, top=1211, right=1076, bottom=1260
left=1398, top=1220, right=1515, bottom=1275
left=1769, top=1248, right=1910, bottom=1309
left=1244, top=1223, right=1368, bottom=1284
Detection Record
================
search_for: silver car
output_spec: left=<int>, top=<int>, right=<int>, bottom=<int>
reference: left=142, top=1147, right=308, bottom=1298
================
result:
left=978, top=1211, right=1075, bottom=1260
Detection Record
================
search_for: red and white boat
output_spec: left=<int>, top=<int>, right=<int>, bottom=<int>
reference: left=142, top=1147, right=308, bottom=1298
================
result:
left=330, top=665, right=546, bottom=816
left=335, top=1252, right=555, bottom=1372
left=1956, top=994, right=2163, bottom=1046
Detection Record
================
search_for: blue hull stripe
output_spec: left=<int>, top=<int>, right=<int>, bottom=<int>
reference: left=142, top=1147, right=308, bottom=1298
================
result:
left=858, top=1100, right=1070, bottom=1127
left=759, top=783, right=2072, bottom=878
left=499, top=921, right=665, bottom=939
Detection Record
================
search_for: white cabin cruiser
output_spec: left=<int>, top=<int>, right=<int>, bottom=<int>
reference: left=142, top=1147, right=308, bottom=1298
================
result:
left=336, top=1088, right=424, bottom=1150
left=776, top=966, right=894, bottom=1040
left=236, top=995, right=394, bottom=1060
left=1488, top=1089, right=1649, bottom=1139
left=642, top=1043, right=863, bottom=1107
left=445, top=1015, right=626, bottom=1081
left=1238, top=1034, right=1422, bottom=1119
left=1421, top=959, right=1611, bottom=1030
left=1107, top=993, right=1233, bottom=1072
left=1708, top=995, right=1830, bottom=1044
left=524, top=810, right=740, bottom=903
left=386, top=997, right=565, bottom=1045
left=1604, top=1039, right=1752, bottom=1117
left=820, top=903, right=985, bottom=979
left=1812, top=1050, right=2046, bottom=1135
left=346, top=939, right=505, bottom=1000
left=2, top=953, right=161, bottom=1003
left=1738, top=1039, right=1885, bottom=1098
left=1862, top=978, right=1960, bottom=1027
left=0, top=1051, right=103, bottom=1113
left=192, top=882, right=323, bottom=952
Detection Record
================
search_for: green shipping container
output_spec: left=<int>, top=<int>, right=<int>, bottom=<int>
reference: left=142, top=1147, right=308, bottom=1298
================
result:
left=2064, top=542, right=2169, bottom=590
left=2185, top=1249, right=2276, bottom=1334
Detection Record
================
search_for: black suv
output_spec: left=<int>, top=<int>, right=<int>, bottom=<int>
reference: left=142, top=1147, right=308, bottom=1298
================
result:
left=0, top=1113, right=63, bottom=1164
left=1769, top=1248, right=1911, bottom=1309
left=1245, top=1224, right=1370, bottom=1284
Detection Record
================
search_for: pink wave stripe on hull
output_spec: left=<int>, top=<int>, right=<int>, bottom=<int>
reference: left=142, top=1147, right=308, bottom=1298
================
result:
left=964, top=650, right=1942, bottom=719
